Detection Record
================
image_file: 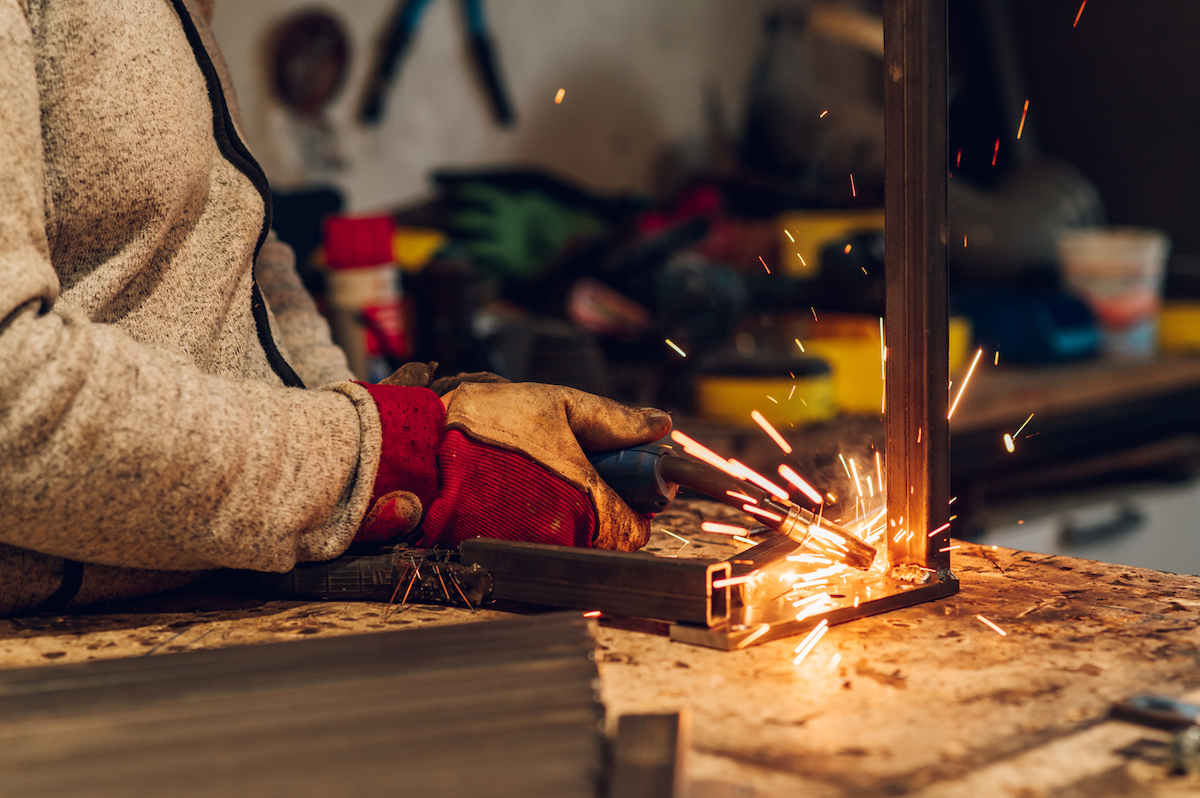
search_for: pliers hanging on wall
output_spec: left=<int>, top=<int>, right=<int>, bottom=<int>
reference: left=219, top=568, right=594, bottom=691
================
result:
left=358, top=0, right=515, bottom=126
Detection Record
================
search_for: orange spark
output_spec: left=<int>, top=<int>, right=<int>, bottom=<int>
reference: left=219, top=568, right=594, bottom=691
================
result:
left=992, top=138, right=1000, bottom=166
left=939, top=545, right=961, bottom=552
left=737, top=624, right=771, bottom=649
left=792, top=620, right=830, bottom=664
left=555, top=88, right=566, bottom=104
left=725, top=490, right=756, bottom=504
left=875, top=451, right=883, bottom=493
left=665, top=339, right=687, bottom=357
left=752, top=410, right=793, bottom=454
left=844, top=243, right=852, bottom=254
left=778, top=464, right=823, bottom=505
left=583, top=610, right=601, bottom=617
left=743, top=504, right=784, bottom=523
left=733, top=535, right=757, bottom=545
left=729, top=458, right=790, bottom=501
left=702, top=521, right=749, bottom=536
left=956, top=148, right=962, bottom=167
left=976, top=614, right=1008, bottom=636
left=947, top=347, right=983, bottom=419
left=1003, top=433, right=1015, bottom=453
left=1017, top=99, right=1029, bottom=139
left=927, top=522, right=950, bottom=538
left=759, top=255, right=771, bottom=274
left=819, top=110, right=829, bottom=118
left=850, top=174, right=856, bottom=197
left=1073, top=0, right=1087, bottom=27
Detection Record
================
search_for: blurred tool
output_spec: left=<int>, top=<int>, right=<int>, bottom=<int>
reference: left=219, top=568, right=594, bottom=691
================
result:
left=268, top=10, right=350, bottom=171
left=1112, top=695, right=1200, bottom=774
left=359, top=0, right=513, bottom=126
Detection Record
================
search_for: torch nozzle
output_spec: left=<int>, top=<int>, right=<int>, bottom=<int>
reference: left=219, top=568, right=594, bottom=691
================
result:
left=774, top=505, right=877, bottom=571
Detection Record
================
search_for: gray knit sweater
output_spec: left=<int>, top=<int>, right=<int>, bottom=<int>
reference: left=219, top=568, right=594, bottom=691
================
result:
left=0, top=0, right=384, bottom=613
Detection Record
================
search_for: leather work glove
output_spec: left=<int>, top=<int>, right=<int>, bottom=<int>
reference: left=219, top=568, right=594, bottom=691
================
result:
left=353, top=363, right=512, bottom=542
left=421, top=382, right=672, bottom=551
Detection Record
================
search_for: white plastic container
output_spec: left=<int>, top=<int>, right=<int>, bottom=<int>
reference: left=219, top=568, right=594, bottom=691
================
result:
left=1057, top=226, right=1170, bottom=359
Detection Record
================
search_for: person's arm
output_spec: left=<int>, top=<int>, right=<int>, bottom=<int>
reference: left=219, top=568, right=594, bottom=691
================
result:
left=0, top=3, right=390, bottom=573
left=254, top=233, right=356, bottom=387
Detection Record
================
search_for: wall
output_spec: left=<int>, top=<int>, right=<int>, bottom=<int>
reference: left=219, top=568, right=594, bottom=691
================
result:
left=211, top=0, right=776, bottom=213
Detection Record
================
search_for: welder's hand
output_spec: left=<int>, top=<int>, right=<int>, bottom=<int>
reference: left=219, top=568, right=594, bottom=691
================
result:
left=379, top=361, right=510, bottom=396
left=420, top=382, right=672, bottom=551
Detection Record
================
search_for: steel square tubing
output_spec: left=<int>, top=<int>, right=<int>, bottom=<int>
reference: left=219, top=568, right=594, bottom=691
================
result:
left=459, top=539, right=730, bottom=627
left=883, top=0, right=952, bottom=571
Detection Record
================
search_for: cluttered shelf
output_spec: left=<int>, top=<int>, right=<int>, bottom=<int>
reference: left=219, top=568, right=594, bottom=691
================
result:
left=1, top=500, right=1199, bottom=796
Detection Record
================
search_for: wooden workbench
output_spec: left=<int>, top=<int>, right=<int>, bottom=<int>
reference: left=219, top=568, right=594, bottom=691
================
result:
left=2, top=499, right=1199, bottom=797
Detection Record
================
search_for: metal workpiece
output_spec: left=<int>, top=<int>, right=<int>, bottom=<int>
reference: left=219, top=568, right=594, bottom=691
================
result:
left=669, top=571, right=957, bottom=651
left=459, top=538, right=731, bottom=627
left=883, top=0, right=953, bottom=572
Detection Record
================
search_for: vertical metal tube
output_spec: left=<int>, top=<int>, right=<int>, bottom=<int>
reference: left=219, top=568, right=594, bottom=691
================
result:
left=883, top=0, right=950, bottom=571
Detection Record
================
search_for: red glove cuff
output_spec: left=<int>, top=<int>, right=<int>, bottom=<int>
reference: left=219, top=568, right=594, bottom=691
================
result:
left=421, top=430, right=597, bottom=549
left=355, top=384, right=445, bottom=541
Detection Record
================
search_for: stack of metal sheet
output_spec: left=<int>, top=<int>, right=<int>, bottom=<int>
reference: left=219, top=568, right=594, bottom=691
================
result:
left=0, top=613, right=603, bottom=797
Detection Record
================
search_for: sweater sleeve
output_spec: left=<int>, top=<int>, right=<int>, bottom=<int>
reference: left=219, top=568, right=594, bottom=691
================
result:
left=0, top=2, right=384, bottom=573
left=255, top=232, right=356, bottom=387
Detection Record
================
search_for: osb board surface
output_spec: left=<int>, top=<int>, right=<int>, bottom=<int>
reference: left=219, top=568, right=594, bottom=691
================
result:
left=3, top=500, right=1200, bottom=797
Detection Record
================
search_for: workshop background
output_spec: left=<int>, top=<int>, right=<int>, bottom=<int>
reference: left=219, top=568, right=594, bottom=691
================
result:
left=209, top=0, right=1200, bottom=575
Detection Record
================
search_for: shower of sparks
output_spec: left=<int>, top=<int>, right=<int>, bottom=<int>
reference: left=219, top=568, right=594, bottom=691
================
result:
left=672, top=432, right=788, bottom=500
left=976, top=614, right=1008, bottom=636
left=712, top=574, right=754, bottom=589
left=1073, top=0, right=1087, bottom=27
left=759, top=255, right=771, bottom=274
left=778, top=464, right=824, bottom=505
left=752, top=410, right=793, bottom=454
left=730, top=458, right=790, bottom=500
left=665, top=339, right=687, bottom=357
left=828, top=652, right=842, bottom=671
left=787, top=553, right=833, bottom=564
left=1003, top=433, right=1015, bottom=453
left=927, top=522, right=950, bottom=538
left=582, top=610, right=601, bottom=617
left=726, top=490, right=756, bottom=504
left=792, top=620, right=830, bottom=664
left=1017, top=99, right=1029, bottom=139
left=1014, top=412, right=1035, bottom=436
left=743, top=504, right=784, bottom=523
left=947, top=347, right=983, bottom=419
left=702, top=521, right=750, bottom=536
left=737, top=624, right=772, bottom=649
left=992, top=137, right=1000, bottom=166
left=785, top=229, right=795, bottom=242
left=555, top=88, right=566, bottom=104
left=850, top=174, right=856, bottom=197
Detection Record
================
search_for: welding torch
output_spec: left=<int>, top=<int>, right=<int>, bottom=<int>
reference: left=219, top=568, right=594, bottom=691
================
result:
left=588, top=443, right=877, bottom=571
